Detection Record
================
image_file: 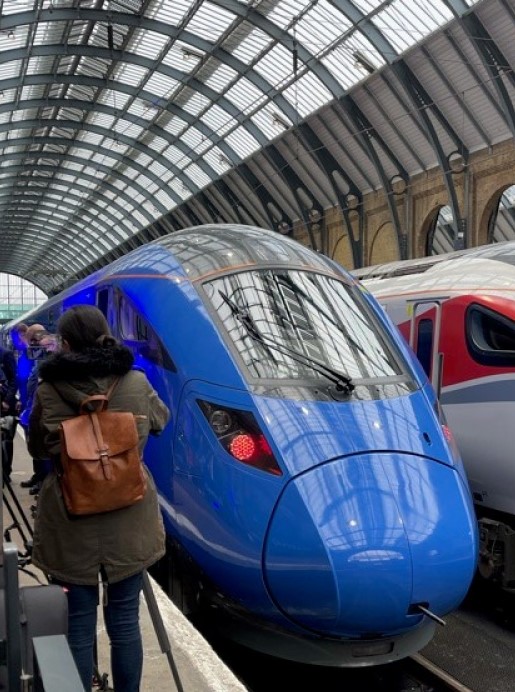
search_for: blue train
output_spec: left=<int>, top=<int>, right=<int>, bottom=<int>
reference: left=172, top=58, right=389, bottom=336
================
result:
left=4, top=224, right=478, bottom=666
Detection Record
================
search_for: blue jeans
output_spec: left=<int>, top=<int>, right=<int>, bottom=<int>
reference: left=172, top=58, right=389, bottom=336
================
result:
left=57, top=572, right=143, bottom=692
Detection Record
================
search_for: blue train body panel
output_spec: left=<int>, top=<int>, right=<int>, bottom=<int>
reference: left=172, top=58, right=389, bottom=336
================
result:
left=4, top=224, right=478, bottom=666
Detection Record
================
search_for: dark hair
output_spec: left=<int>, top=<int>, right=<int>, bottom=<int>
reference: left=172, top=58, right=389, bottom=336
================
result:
left=57, top=305, right=116, bottom=352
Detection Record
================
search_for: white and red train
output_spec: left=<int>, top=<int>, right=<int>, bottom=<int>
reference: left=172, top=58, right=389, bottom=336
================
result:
left=354, top=241, right=515, bottom=590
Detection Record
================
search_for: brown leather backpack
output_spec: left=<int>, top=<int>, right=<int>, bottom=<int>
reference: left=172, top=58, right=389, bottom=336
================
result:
left=56, top=378, right=147, bottom=515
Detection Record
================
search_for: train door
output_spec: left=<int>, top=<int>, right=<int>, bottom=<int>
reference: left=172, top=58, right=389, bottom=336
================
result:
left=408, top=299, right=444, bottom=396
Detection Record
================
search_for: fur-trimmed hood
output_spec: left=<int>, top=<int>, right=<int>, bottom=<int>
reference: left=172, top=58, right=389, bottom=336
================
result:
left=38, top=344, right=134, bottom=382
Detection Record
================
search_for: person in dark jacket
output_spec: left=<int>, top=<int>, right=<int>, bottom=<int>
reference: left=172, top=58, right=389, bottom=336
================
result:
left=19, top=329, right=57, bottom=494
left=0, top=342, right=18, bottom=479
left=28, top=305, right=170, bottom=692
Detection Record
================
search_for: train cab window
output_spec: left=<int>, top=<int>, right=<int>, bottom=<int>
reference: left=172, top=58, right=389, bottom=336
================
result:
left=202, top=268, right=414, bottom=401
left=467, top=304, right=515, bottom=366
left=416, top=319, right=433, bottom=378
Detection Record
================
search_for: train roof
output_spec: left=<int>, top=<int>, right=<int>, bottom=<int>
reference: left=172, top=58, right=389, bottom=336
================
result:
left=353, top=240, right=515, bottom=281
left=355, top=240, right=515, bottom=299
left=153, top=224, right=346, bottom=281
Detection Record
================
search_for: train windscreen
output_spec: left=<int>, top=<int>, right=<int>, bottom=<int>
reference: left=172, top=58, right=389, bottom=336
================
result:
left=202, top=268, right=416, bottom=400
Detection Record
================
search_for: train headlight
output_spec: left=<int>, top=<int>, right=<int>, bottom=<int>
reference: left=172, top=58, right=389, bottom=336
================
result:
left=197, top=399, right=283, bottom=476
left=210, top=409, right=233, bottom=435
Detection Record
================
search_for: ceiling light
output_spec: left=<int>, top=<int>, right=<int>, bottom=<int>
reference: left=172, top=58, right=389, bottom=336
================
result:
left=182, top=48, right=204, bottom=61
left=272, top=113, right=289, bottom=131
left=353, top=50, right=375, bottom=75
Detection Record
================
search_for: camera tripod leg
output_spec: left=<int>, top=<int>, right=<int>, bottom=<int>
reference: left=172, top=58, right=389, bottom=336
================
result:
left=142, top=570, right=184, bottom=692
left=2, top=471, right=34, bottom=563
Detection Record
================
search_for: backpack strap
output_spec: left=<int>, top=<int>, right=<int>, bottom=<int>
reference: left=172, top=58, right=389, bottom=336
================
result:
left=79, top=394, right=109, bottom=414
left=88, top=409, right=112, bottom=480
left=104, top=377, right=120, bottom=402
left=76, top=377, right=121, bottom=414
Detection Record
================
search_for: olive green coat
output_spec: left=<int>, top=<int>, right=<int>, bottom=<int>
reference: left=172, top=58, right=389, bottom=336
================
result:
left=28, top=346, right=170, bottom=585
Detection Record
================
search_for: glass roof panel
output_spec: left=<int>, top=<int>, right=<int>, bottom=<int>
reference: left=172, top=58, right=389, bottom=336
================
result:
left=113, top=62, right=149, bottom=88
left=267, top=0, right=313, bottom=29
left=181, top=127, right=208, bottom=153
left=184, top=163, right=212, bottom=188
left=183, top=91, right=211, bottom=116
left=145, top=72, right=179, bottom=99
left=282, top=73, right=333, bottom=116
left=127, top=28, right=169, bottom=60
left=148, top=0, right=193, bottom=26
left=113, top=121, right=145, bottom=139
left=127, top=99, right=160, bottom=120
left=294, top=0, right=352, bottom=52
left=224, top=77, right=266, bottom=113
left=162, top=43, right=206, bottom=72
left=203, top=147, right=231, bottom=176
left=224, top=126, right=260, bottom=159
left=97, top=90, right=131, bottom=110
left=184, top=2, right=236, bottom=43
left=134, top=152, right=154, bottom=169
left=373, top=0, right=454, bottom=52
left=254, top=43, right=296, bottom=88
left=148, top=161, right=168, bottom=178
left=230, top=26, right=272, bottom=63
left=201, top=104, right=236, bottom=136
left=161, top=145, right=185, bottom=166
left=2, top=0, right=35, bottom=15
left=162, top=116, right=188, bottom=137
left=204, top=64, right=239, bottom=92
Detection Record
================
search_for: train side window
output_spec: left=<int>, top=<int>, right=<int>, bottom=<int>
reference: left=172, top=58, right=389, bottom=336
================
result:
left=416, top=318, right=433, bottom=377
left=467, top=305, right=515, bottom=366
left=97, top=289, right=109, bottom=318
left=118, top=293, right=176, bottom=371
left=47, top=307, right=58, bottom=333
left=119, top=295, right=138, bottom=341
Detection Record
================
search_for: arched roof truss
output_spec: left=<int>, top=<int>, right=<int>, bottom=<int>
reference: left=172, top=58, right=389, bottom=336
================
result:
left=0, top=0, right=507, bottom=292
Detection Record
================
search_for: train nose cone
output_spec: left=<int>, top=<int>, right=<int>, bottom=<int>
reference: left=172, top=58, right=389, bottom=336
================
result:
left=264, top=453, right=476, bottom=636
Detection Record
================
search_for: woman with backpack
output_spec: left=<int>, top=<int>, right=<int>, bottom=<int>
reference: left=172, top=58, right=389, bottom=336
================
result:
left=28, top=304, right=170, bottom=692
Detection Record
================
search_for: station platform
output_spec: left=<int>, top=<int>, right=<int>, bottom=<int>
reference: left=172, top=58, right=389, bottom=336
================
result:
left=3, top=431, right=246, bottom=692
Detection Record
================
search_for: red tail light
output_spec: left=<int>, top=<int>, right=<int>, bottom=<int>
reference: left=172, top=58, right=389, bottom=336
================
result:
left=197, top=400, right=282, bottom=476
left=229, top=433, right=256, bottom=461
left=441, top=424, right=453, bottom=444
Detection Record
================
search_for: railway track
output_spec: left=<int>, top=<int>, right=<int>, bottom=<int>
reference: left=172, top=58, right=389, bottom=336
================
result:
left=406, top=654, right=474, bottom=692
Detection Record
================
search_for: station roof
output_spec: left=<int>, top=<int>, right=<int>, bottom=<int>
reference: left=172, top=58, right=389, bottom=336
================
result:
left=0, top=0, right=510, bottom=294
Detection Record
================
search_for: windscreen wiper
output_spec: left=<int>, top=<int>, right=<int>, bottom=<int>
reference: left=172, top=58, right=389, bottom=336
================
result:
left=219, top=290, right=355, bottom=396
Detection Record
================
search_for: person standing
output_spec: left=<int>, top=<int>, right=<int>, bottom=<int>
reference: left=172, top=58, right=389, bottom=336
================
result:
left=20, top=329, right=58, bottom=495
left=28, top=305, right=170, bottom=692
left=17, top=324, right=47, bottom=490
left=0, top=339, right=18, bottom=480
